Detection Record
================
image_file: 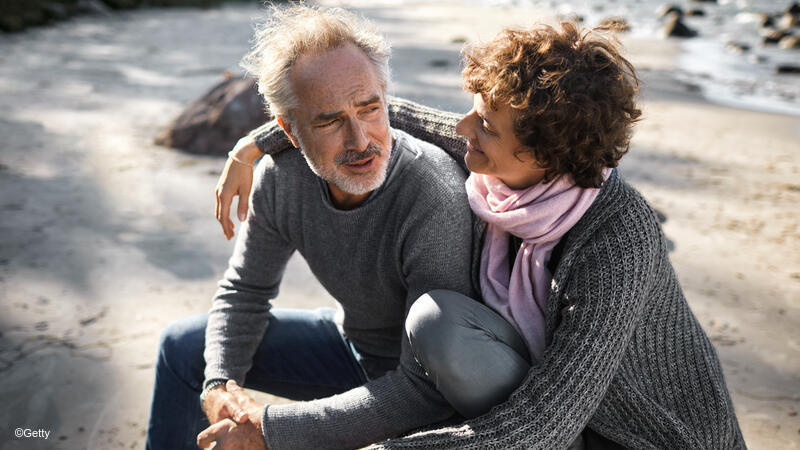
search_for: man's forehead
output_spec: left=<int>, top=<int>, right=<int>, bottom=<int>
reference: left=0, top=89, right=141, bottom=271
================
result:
left=312, top=88, right=382, bottom=112
left=290, top=45, right=385, bottom=119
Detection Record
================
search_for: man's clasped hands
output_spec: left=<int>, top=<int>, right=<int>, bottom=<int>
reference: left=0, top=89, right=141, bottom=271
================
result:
left=197, top=381, right=267, bottom=450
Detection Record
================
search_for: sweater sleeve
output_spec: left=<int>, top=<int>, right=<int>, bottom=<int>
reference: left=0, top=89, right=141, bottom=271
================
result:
left=261, top=197, right=477, bottom=450
left=373, top=215, right=659, bottom=449
left=250, top=96, right=466, bottom=163
left=204, top=160, right=295, bottom=387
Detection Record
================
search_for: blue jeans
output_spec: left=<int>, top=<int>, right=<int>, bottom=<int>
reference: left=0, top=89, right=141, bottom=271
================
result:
left=145, top=308, right=368, bottom=450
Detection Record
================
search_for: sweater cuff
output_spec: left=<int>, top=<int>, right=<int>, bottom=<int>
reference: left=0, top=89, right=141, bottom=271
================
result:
left=261, top=403, right=300, bottom=450
left=249, top=119, right=292, bottom=154
left=261, top=403, right=334, bottom=450
left=260, top=405, right=271, bottom=449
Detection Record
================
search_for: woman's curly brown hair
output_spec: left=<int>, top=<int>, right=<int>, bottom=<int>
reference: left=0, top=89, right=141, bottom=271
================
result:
left=462, top=22, right=641, bottom=188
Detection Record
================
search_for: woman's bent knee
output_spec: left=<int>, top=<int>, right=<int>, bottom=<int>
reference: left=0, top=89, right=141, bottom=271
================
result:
left=406, top=290, right=471, bottom=356
left=405, top=291, right=532, bottom=418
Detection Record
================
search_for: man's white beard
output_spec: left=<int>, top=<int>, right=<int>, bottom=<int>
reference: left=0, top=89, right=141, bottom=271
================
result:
left=300, top=142, right=391, bottom=196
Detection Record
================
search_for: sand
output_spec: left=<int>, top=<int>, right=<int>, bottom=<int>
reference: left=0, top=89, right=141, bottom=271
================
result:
left=0, top=1, right=797, bottom=448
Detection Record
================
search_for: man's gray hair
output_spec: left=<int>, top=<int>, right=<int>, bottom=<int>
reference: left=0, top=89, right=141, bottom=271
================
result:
left=241, top=5, right=391, bottom=119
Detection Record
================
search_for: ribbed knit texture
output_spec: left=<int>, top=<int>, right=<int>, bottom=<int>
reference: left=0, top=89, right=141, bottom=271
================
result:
left=373, top=168, right=745, bottom=449
left=250, top=99, right=745, bottom=449
left=206, top=130, right=476, bottom=449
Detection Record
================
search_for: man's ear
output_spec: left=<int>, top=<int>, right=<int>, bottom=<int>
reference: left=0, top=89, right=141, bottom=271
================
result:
left=276, top=115, right=301, bottom=148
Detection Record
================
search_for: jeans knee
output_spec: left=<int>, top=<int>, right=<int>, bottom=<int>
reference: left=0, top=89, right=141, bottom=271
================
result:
left=157, top=316, right=206, bottom=386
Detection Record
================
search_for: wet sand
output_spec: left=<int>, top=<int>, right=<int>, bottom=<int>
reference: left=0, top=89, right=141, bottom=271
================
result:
left=0, top=1, right=798, bottom=448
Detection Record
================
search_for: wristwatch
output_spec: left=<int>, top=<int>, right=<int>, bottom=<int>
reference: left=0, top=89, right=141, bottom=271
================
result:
left=199, top=379, right=228, bottom=406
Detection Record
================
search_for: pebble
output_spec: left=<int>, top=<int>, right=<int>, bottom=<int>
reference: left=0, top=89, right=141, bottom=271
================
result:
left=600, top=17, right=630, bottom=32
left=727, top=42, right=751, bottom=54
left=658, top=4, right=683, bottom=18
left=778, top=35, right=800, bottom=50
left=777, top=65, right=800, bottom=74
left=778, top=12, right=799, bottom=29
left=763, top=29, right=792, bottom=45
left=758, top=14, right=775, bottom=28
left=664, top=13, right=698, bottom=38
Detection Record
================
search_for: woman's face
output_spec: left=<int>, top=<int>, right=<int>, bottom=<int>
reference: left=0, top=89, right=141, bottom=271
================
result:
left=456, top=94, right=546, bottom=189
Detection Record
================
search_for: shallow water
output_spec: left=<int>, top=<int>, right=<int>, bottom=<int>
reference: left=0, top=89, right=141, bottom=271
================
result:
left=470, top=0, right=800, bottom=116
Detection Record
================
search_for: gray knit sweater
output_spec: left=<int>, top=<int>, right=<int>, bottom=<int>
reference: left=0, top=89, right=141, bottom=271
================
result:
left=205, top=129, right=477, bottom=449
left=251, top=97, right=745, bottom=449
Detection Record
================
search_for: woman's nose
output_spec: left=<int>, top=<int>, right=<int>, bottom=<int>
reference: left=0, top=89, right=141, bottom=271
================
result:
left=455, top=110, right=474, bottom=138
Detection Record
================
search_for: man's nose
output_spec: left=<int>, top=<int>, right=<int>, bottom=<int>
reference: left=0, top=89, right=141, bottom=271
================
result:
left=344, top=119, right=369, bottom=151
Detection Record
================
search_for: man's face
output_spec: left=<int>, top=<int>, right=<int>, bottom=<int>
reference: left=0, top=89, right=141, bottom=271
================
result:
left=281, top=43, right=392, bottom=208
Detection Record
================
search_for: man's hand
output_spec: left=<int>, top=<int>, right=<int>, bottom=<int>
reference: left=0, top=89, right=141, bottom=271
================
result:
left=197, top=418, right=267, bottom=450
left=199, top=381, right=268, bottom=449
left=202, top=382, right=250, bottom=425
left=216, top=137, right=263, bottom=240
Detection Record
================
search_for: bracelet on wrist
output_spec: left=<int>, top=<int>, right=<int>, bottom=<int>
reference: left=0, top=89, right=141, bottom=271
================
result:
left=200, top=379, right=228, bottom=405
left=227, top=150, right=255, bottom=167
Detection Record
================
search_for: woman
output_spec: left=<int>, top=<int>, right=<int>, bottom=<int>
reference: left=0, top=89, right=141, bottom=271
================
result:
left=216, top=23, right=744, bottom=449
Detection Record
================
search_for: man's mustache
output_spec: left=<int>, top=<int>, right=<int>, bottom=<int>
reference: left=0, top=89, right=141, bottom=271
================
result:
left=335, top=143, right=382, bottom=165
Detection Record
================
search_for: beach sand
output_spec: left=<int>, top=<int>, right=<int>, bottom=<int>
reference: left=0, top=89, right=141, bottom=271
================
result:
left=0, top=1, right=798, bottom=448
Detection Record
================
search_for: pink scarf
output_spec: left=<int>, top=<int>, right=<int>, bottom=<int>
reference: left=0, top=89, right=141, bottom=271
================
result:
left=466, top=169, right=608, bottom=362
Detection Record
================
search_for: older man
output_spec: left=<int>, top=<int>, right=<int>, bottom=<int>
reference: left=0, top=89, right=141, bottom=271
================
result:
left=145, top=5, right=476, bottom=450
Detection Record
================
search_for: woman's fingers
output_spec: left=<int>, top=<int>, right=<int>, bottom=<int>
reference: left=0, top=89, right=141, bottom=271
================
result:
left=237, top=182, right=251, bottom=223
left=215, top=155, right=255, bottom=240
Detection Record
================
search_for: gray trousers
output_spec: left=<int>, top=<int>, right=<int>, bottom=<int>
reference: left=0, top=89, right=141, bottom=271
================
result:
left=405, top=289, right=532, bottom=418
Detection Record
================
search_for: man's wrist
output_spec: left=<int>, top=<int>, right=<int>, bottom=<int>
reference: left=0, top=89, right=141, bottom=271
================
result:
left=200, top=379, right=227, bottom=405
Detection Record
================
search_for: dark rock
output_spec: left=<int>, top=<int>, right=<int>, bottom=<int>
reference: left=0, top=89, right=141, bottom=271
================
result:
left=779, top=35, right=800, bottom=49
left=658, top=4, right=683, bottom=18
left=155, top=75, right=271, bottom=156
left=663, top=13, right=698, bottom=38
left=75, top=0, right=112, bottom=16
left=0, top=15, right=26, bottom=32
left=758, top=13, right=775, bottom=28
left=100, top=0, right=142, bottom=8
left=777, top=64, right=800, bottom=74
left=1, top=0, right=104, bottom=32
left=726, top=41, right=751, bottom=53
left=690, top=0, right=716, bottom=3
left=21, top=7, right=49, bottom=27
left=787, top=2, right=800, bottom=16
left=0, top=0, right=228, bottom=33
left=600, top=16, right=630, bottom=32
left=146, top=0, right=221, bottom=6
left=685, top=8, right=706, bottom=17
left=762, top=28, right=793, bottom=45
left=42, top=2, right=70, bottom=20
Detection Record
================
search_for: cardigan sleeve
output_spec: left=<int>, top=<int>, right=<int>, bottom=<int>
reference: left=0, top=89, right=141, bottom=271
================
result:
left=373, top=214, right=659, bottom=449
left=249, top=96, right=466, bottom=165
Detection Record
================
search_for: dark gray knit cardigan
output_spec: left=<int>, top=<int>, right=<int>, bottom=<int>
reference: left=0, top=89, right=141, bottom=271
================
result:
left=250, top=97, right=745, bottom=449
